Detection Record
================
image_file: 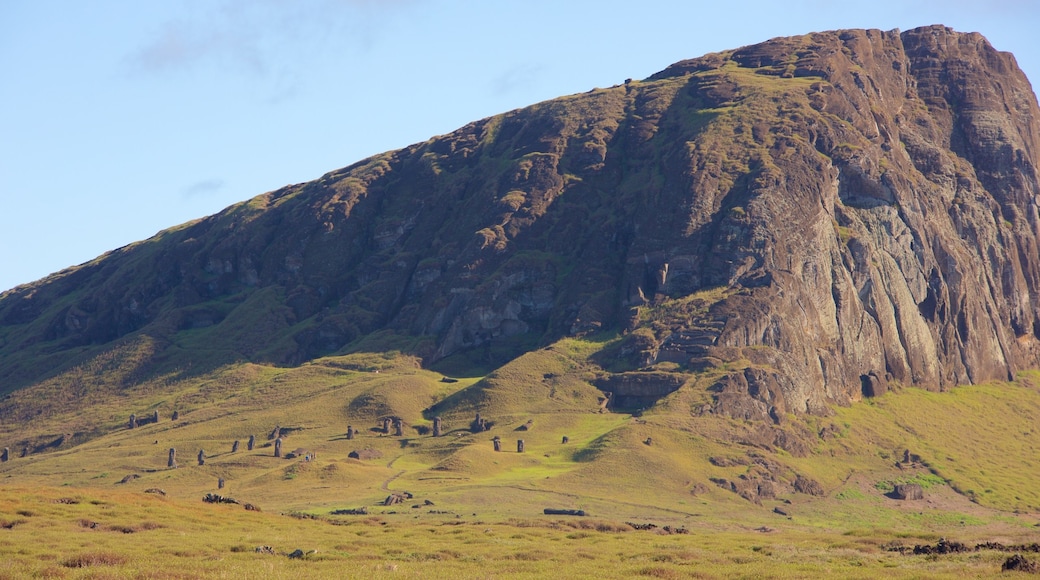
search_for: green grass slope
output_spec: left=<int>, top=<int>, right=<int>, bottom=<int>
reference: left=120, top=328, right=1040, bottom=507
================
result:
left=0, top=336, right=1039, bottom=576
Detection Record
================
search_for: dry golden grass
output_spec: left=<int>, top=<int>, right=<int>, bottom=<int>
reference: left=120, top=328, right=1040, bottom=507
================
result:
left=0, top=339, right=1039, bottom=577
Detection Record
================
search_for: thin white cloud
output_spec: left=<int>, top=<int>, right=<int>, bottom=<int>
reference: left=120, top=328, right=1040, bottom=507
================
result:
left=491, top=64, right=543, bottom=96
left=127, top=0, right=423, bottom=77
left=182, top=178, right=226, bottom=198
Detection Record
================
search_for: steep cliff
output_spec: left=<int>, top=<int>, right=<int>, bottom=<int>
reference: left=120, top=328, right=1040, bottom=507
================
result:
left=1, top=26, right=1038, bottom=423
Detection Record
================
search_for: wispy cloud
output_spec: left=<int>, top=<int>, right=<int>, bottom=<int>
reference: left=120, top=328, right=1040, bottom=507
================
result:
left=127, top=0, right=422, bottom=77
left=182, top=178, right=226, bottom=198
left=491, top=64, right=543, bottom=96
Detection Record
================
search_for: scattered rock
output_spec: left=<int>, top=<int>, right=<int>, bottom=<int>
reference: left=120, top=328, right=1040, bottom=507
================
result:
left=348, top=449, right=382, bottom=460
left=243, top=503, right=261, bottom=512
left=202, top=493, right=239, bottom=505
left=144, top=488, right=166, bottom=496
left=117, top=474, right=140, bottom=484
left=383, top=492, right=413, bottom=506
left=330, top=507, right=368, bottom=515
left=255, top=546, right=275, bottom=555
left=543, top=508, right=585, bottom=516
left=894, top=483, right=924, bottom=500
left=793, top=475, right=825, bottom=496
left=860, top=371, right=888, bottom=398
left=287, top=549, right=305, bottom=559
left=912, top=538, right=969, bottom=555
left=1003, top=554, right=1038, bottom=572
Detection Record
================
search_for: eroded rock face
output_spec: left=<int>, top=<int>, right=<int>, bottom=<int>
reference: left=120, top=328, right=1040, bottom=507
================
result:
left=1, top=26, right=1039, bottom=421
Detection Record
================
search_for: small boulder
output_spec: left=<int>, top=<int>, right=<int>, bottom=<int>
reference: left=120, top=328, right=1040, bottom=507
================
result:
left=893, top=483, right=924, bottom=500
left=1003, top=554, right=1038, bottom=573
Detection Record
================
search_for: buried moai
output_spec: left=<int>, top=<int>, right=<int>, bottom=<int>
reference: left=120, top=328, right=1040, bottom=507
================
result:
left=562, top=436, right=569, bottom=444
left=493, top=436, right=502, bottom=452
left=247, top=435, right=255, bottom=451
left=231, top=440, right=240, bottom=453
left=218, top=478, right=225, bottom=490
left=171, top=410, right=179, bottom=421
left=152, top=410, right=160, bottom=424
left=0, top=447, right=8, bottom=462
left=128, top=414, right=137, bottom=429
left=269, top=426, right=281, bottom=440
left=346, top=426, right=355, bottom=440
left=517, top=439, right=525, bottom=453
left=471, top=413, right=489, bottom=433
left=168, top=448, right=177, bottom=468
left=381, top=417, right=392, bottom=434
left=432, top=417, right=442, bottom=437
left=274, top=438, right=282, bottom=458
left=393, top=418, right=403, bottom=437
left=197, top=450, right=205, bottom=466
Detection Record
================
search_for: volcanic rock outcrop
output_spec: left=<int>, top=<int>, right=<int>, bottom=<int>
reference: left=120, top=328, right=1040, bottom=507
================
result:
left=1, top=26, right=1038, bottom=423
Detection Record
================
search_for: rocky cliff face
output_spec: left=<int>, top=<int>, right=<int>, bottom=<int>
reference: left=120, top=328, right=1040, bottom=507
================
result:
left=1, top=26, right=1038, bottom=421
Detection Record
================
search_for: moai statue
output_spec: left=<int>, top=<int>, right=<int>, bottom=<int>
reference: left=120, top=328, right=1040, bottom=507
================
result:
left=472, top=413, right=482, bottom=433
left=171, top=410, right=179, bottom=421
left=393, top=418, right=403, bottom=437
left=19, top=447, right=27, bottom=458
left=517, top=440, right=525, bottom=453
left=432, top=417, right=442, bottom=437
left=274, top=437, right=282, bottom=458
left=247, top=435, right=255, bottom=451
left=168, top=448, right=177, bottom=468
left=152, top=410, right=160, bottom=424
left=218, top=478, right=225, bottom=490
left=231, top=440, right=240, bottom=453
left=197, top=449, right=206, bottom=466
left=381, top=417, right=392, bottom=434
left=493, top=436, right=501, bottom=452
left=346, top=426, right=355, bottom=440
left=562, top=436, right=569, bottom=444
left=129, top=414, right=137, bottom=429
left=1, top=448, right=8, bottom=462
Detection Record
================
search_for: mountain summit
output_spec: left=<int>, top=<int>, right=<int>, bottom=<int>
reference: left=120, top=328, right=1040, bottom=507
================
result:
left=2, top=25, right=1039, bottom=424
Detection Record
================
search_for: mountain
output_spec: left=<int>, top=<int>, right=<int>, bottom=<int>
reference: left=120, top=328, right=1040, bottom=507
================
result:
left=1, top=24, right=1039, bottom=433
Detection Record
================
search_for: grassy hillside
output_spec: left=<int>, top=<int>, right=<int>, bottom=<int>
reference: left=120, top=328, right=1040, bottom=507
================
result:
left=1, top=335, right=1040, bottom=576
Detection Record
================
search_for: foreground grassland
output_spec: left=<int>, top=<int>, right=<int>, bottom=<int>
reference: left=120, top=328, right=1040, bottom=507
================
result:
left=0, top=484, right=1037, bottom=579
left=2, top=342, right=1040, bottom=577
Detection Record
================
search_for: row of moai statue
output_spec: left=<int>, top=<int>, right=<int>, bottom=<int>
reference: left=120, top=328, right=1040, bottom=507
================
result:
left=128, top=410, right=178, bottom=429
left=368, top=416, right=444, bottom=437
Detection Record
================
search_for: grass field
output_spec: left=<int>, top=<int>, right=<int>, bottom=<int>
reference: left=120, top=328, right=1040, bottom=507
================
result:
left=2, top=340, right=1040, bottom=577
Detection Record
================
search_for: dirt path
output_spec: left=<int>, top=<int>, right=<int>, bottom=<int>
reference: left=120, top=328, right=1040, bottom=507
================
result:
left=381, top=455, right=406, bottom=491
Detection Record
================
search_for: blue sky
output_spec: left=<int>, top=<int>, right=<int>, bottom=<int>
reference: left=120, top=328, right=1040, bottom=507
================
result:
left=2, top=1, right=1038, bottom=292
